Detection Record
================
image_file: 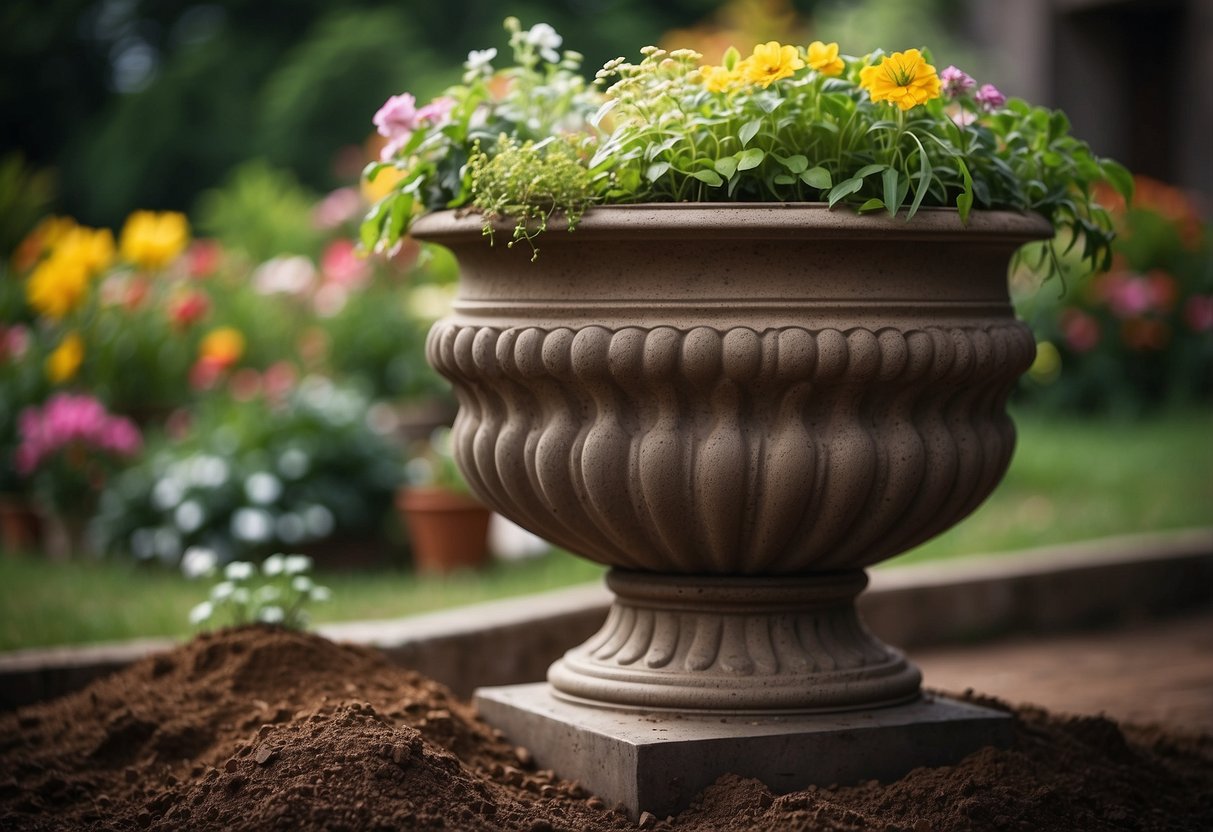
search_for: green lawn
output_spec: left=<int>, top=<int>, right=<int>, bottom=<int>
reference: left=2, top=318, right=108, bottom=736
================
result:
left=1, top=407, right=1209, bottom=651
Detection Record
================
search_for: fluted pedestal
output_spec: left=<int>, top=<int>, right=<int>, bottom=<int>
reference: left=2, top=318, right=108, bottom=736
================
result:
left=550, top=570, right=920, bottom=712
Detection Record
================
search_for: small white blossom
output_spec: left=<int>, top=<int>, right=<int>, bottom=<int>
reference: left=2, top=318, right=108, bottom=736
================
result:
left=309, top=586, right=332, bottom=603
left=151, top=477, right=185, bottom=510
left=277, top=448, right=309, bottom=480
left=465, top=47, right=497, bottom=75
left=174, top=500, right=205, bottom=534
left=284, top=554, right=313, bottom=575
left=224, top=561, right=256, bottom=581
left=262, top=553, right=286, bottom=576
left=275, top=513, right=306, bottom=544
left=181, top=546, right=218, bottom=579
left=303, top=505, right=334, bottom=538
left=231, top=587, right=251, bottom=605
left=210, top=580, right=235, bottom=601
left=231, top=508, right=274, bottom=543
left=254, top=585, right=282, bottom=604
left=525, top=23, right=563, bottom=63
left=245, top=472, right=283, bottom=505
left=256, top=605, right=285, bottom=624
left=291, top=575, right=314, bottom=594
left=189, top=601, right=214, bottom=626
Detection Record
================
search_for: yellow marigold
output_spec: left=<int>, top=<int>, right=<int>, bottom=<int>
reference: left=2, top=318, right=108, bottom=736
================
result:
left=859, top=49, right=941, bottom=110
left=806, top=41, right=844, bottom=77
left=198, top=326, right=245, bottom=368
left=55, top=226, right=116, bottom=275
left=26, top=252, right=92, bottom=320
left=741, top=41, right=804, bottom=88
left=700, top=64, right=738, bottom=93
left=46, top=332, right=84, bottom=383
left=13, top=216, right=79, bottom=272
left=362, top=166, right=407, bottom=204
left=120, top=210, right=190, bottom=270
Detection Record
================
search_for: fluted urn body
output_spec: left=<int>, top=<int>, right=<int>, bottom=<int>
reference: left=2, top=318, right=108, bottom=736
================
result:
left=414, top=205, right=1050, bottom=712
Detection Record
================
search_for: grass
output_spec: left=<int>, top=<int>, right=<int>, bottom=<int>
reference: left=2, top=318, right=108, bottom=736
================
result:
left=1, top=407, right=1209, bottom=651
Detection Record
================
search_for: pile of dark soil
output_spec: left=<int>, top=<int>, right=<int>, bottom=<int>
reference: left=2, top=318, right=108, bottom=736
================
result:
left=1, top=626, right=1210, bottom=831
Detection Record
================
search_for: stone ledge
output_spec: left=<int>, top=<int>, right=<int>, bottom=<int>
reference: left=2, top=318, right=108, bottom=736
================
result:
left=1, top=527, right=1210, bottom=711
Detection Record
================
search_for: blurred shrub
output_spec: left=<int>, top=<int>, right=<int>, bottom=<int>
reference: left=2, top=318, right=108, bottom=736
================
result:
left=1016, top=176, right=1213, bottom=413
left=93, top=379, right=405, bottom=565
left=194, top=160, right=321, bottom=262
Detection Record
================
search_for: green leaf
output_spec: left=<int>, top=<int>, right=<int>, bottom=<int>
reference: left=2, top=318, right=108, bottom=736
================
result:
left=801, top=166, right=832, bottom=189
left=713, top=157, right=739, bottom=179
left=854, top=164, right=887, bottom=179
left=739, top=120, right=763, bottom=147
left=590, top=98, right=619, bottom=128
left=737, top=148, right=765, bottom=171
left=827, top=177, right=864, bottom=207
left=881, top=168, right=902, bottom=216
left=646, top=161, right=671, bottom=182
left=774, top=154, right=808, bottom=174
left=955, top=157, right=974, bottom=225
left=773, top=174, right=797, bottom=185
left=858, top=198, right=885, bottom=213
left=1099, top=160, right=1134, bottom=202
left=904, top=132, right=933, bottom=220
left=387, top=192, right=412, bottom=240
left=690, top=169, right=724, bottom=187
left=723, top=45, right=741, bottom=71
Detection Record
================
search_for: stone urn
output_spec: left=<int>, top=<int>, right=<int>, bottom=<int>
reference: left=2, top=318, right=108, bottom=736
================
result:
left=414, top=204, right=1050, bottom=714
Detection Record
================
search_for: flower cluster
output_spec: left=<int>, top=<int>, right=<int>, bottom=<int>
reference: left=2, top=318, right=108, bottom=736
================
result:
left=188, top=553, right=331, bottom=630
left=15, top=393, right=142, bottom=475
left=364, top=21, right=1128, bottom=278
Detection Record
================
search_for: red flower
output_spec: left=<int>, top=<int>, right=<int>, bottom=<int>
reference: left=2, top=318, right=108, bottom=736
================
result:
left=170, top=291, right=210, bottom=329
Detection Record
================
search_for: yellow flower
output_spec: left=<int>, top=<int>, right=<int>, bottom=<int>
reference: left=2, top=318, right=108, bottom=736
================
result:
left=120, top=211, right=190, bottom=270
left=55, top=226, right=116, bottom=275
left=700, top=64, right=738, bottom=93
left=859, top=49, right=942, bottom=111
left=46, top=332, right=84, bottom=383
left=806, top=41, right=844, bottom=77
left=741, top=41, right=804, bottom=88
left=198, top=326, right=245, bottom=368
left=26, top=252, right=92, bottom=320
left=362, top=166, right=406, bottom=204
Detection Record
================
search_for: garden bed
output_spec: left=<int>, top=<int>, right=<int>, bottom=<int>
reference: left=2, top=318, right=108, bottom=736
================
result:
left=2, top=625, right=1211, bottom=831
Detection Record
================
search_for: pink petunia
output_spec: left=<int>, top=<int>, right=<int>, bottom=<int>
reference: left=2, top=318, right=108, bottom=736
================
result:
left=940, top=66, right=975, bottom=100
left=373, top=93, right=420, bottom=139
left=974, top=83, right=1006, bottom=112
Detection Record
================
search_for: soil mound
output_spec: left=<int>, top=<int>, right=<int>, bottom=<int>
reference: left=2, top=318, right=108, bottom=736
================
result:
left=1, top=626, right=1210, bottom=831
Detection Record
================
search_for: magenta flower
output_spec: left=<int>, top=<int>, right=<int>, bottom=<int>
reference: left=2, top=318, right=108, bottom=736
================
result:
left=940, top=66, right=975, bottom=99
left=15, top=393, right=142, bottom=475
left=975, top=83, right=1006, bottom=111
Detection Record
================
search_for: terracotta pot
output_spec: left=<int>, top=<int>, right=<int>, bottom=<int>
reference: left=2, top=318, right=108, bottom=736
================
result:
left=413, top=204, right=1051, bottom=711
left=0, top=496, right=42, bottom=554
left=397, top=487, right=492, bottom=574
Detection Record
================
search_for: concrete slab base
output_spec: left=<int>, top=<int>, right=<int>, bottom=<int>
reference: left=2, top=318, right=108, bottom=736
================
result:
left=474, top=684, right=1013, bottom=818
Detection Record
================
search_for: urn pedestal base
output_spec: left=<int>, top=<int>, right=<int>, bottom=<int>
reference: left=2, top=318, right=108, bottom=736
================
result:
left=474, top=684, right=1014, bottom=819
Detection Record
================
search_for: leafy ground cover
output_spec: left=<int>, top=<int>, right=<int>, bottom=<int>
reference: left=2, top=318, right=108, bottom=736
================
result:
left=1, top=407, right=1209, bottom=651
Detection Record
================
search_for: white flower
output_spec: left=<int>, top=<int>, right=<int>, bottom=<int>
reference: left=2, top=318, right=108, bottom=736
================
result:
left=181, top=546, right=218, bottom=579
left=256, top=605, right=285, bottom=624
left=303, top=505, right=334, bottom=538
left=174, top=500, right=205, bottom=534
left=525, top=23, right=563, bottom=63
left=231, top=587, right=251, bottom=606
left=252, top=255, right=316, bottom=296
left=291, top=575, right=314, bottom=594
left=210, top=580, right=235, bottom=601
left=189, top=601, right=214, bottom=626
left=309, top=585, right=332, bottom=603
left=224, top=561, right=256, bottom=581
left=192, top=455, right=230, bottom=488
left=277, top=448, right=310, bottom=480
left=262, top=553, right=286, bottom=576
left=284, top=554, right=313, bottom=575
left=154, top=528, right=182, bottom=562
left=151, top=477, right=185, bottom=511
left=244, top=472, right=283, bottom=505
left=231, top=508, right=274, bottom=543
left=275, top=513, right=306, bottom=544
left=465, top=47, right=497, bottom=75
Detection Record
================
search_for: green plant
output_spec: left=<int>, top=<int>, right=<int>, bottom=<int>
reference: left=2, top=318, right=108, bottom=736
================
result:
left=363, top=19, right=1130, bottom=275
left=187, top=554, right=332, bottom=630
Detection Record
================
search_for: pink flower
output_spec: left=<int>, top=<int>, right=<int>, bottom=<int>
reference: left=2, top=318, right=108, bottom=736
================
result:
left=1060, top=309, right=1101, bottom=353
left=940, top=66, right=975, bottom=99
left=417, top=96, right=456, bottom=127
left=313, top=187, right=363, bottom=230
left=187, top=239, right=223, bottom=278
left=15, top=393, right=142, bottom=475
left=974, top=83, right=1006, bottom=111
left=321, top=239, right=371, bottom=288
left=1185, top=295, right=1213, bottom=332
left=0, top=325, right=30, bottom=362
left=373, top=93, right=420, bottom=139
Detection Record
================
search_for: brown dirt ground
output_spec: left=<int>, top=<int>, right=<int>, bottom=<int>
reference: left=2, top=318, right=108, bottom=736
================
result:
left=1, top=626, right=1210, bottom=831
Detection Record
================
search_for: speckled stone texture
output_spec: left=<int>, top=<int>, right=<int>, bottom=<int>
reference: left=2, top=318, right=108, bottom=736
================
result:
left=413, top=204, right=1051, bottom=712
